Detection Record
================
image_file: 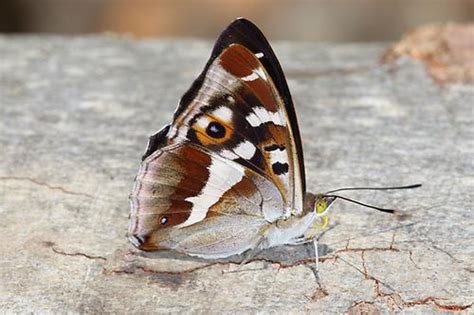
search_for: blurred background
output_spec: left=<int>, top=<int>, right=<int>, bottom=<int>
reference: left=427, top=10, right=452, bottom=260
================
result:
left=0, top=0, right=473, bottom=42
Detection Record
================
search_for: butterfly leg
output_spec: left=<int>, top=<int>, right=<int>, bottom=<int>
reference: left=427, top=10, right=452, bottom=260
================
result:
left=238, top=235, right=266, bottom=268
left=223, top=235, right=267, bottom=274
left=286, top=220, right=323, bottom=246
left=284, top=235, right=305, bottom=246
left=287, top=235, right=321, bottom=280
left=313, top=237, right=320, bottom=274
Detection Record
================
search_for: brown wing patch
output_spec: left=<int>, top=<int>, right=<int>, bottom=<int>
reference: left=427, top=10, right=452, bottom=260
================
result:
left=207, top=173, right=263, bottom=218
left=219, top=44, right=278, bottom=111
left=218, top=44, right=259, bottom=77
left=129, top=145, right=211, bottom=237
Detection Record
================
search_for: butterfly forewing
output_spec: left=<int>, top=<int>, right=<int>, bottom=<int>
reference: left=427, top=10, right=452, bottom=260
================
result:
left=167, top=41, right=304, bottom=215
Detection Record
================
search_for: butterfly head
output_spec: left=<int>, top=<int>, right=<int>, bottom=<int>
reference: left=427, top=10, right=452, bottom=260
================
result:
left=303, top=192, right=336, bottom=228
left=314, top=194, right=336, bottom=217
left=301, top=184, right=422, bottom=230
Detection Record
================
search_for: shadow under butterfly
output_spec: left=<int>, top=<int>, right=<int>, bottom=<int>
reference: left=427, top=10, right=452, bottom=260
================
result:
left=128, top=18, right=421, bottom=270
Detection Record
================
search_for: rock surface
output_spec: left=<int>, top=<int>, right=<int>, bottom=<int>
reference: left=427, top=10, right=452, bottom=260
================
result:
left=0, top=35, right=472, bottom=313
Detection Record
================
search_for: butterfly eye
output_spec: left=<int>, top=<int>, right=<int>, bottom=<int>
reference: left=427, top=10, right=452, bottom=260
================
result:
left=160, top=216, right=168, bottom=225
left=206, top=121, right=226, bottom=138
left=316, top=200, right=327, bottom=214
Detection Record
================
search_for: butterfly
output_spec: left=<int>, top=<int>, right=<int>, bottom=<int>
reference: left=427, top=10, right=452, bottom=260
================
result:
left=128, top=18, right=416, bottom=260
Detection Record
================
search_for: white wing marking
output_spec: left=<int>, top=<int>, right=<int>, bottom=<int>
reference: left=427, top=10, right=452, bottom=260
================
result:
left=176, top=156, right=245, bottom=228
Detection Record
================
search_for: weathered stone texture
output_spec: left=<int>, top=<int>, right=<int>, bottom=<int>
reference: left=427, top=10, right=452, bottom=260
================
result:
left=0, top=35, right=472, bottom=313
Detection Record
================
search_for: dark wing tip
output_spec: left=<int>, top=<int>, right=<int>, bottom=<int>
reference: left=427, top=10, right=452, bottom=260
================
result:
left=229, top=17, right=259, bottom=29
left=219, top=17, right=269, bottom=51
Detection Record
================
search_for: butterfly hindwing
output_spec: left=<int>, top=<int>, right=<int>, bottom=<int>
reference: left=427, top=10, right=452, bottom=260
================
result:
left=129, top=141, right=284, bottom=255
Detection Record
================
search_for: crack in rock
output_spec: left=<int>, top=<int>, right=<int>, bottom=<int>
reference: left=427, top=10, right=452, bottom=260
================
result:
left=102, top=236, right=471, bottom=311
left=404, top=297, right=472, bottom=311
left=396, top=237, right=462, bottom=263
left=351, top=247, right=473, bottom=312
left=372, top=279, right=473, bottom=311
left=103, top=255, right=322, bottom=278
left=0, top=176, right=94, bottom=198
left=51, top=247, right=107, bottom=261
left=103, top=262, right=218, bottom=276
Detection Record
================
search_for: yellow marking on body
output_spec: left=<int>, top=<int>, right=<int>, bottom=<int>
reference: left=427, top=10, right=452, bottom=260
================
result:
left=313, top=198, right=329, bottom=228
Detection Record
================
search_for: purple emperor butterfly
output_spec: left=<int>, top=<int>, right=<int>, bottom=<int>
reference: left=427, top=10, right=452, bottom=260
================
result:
left=128, top=18, right=417, bottom=259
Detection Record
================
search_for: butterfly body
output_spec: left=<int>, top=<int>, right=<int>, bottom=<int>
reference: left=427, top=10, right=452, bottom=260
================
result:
left=128, top=18, right=334, bottom=259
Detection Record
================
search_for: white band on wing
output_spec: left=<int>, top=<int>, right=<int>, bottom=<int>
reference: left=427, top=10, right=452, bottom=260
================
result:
left=176, top=156, right=245, bottom=228
left=246, top=107, right=284, bottom=127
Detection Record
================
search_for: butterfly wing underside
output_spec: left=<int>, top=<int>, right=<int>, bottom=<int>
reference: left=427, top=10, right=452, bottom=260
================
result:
left=129, top=18, right=307, bottom=257
left=129, top=141, right=283, bottom=257
left=164, top=18, right=305, bottom=216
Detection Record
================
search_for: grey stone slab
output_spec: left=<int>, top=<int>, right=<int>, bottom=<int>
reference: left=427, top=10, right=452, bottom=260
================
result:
left=0, top=35, right=472, bottom=313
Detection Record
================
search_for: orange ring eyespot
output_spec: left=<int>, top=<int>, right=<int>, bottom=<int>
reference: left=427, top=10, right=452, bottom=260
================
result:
left=194, top=118, right=233, bottom=145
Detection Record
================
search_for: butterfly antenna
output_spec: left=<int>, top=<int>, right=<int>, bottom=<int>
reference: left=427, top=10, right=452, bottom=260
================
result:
left=325, top=183, right=421, bottom=194
left=321, top=194, right=397, bottom=214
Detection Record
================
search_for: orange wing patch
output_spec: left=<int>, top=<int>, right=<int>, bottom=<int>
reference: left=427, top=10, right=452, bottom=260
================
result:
left=192, top=106, right=235, bottom=145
